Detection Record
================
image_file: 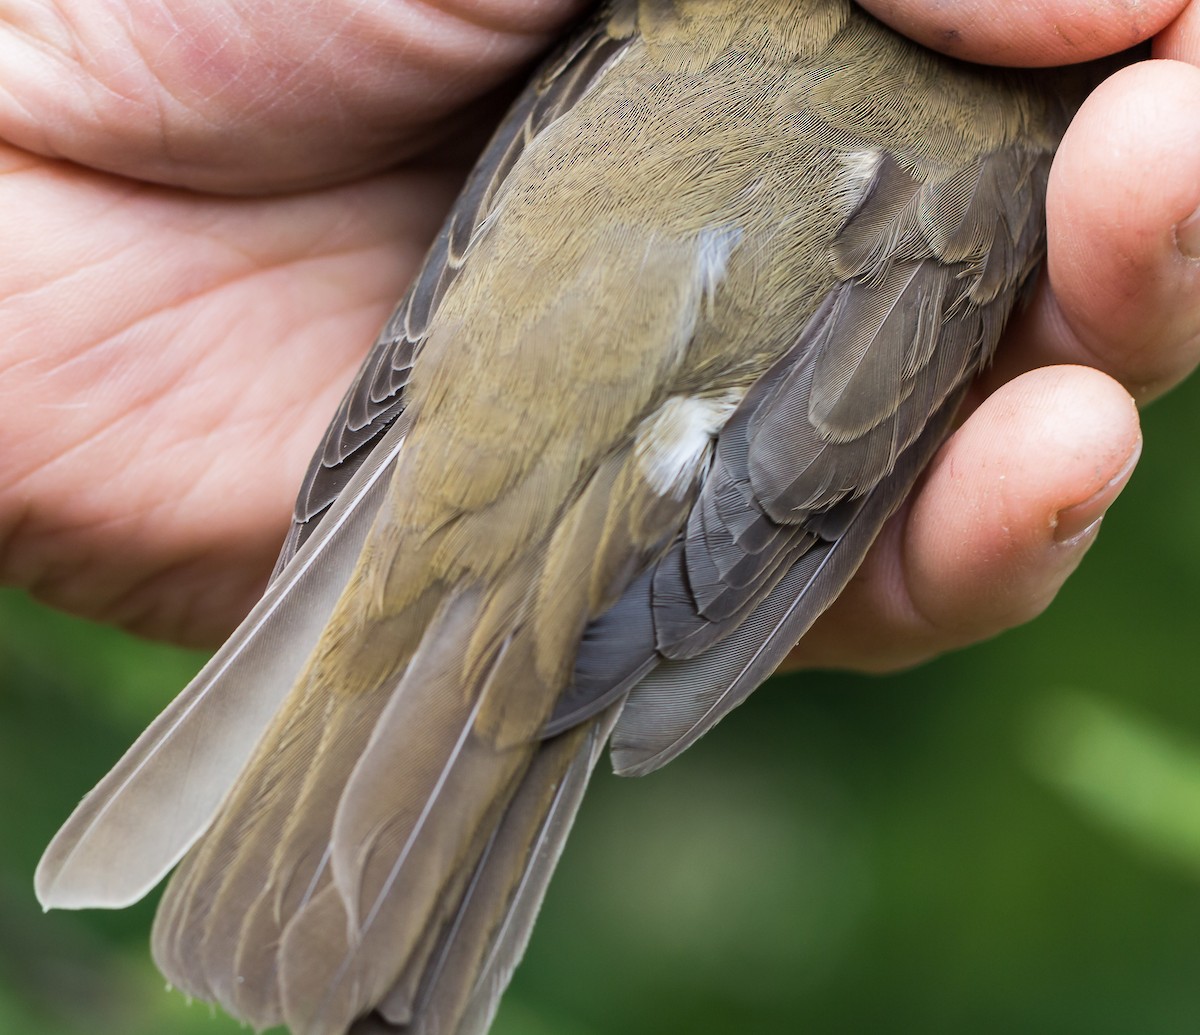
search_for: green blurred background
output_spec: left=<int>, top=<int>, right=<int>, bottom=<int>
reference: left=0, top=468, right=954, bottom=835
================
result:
left=3, top=378, right=1199, bottom=1035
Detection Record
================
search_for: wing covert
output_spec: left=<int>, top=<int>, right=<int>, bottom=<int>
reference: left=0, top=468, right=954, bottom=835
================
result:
left=275, top=12, right=636, bottom=571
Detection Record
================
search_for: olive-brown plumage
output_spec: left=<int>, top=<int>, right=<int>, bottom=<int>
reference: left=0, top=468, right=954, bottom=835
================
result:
left=37, top=2, right=1100, bottom=1033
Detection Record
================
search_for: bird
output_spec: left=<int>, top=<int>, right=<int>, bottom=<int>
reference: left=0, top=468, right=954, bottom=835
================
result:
left=35, top=2, right=1110, bottom=1033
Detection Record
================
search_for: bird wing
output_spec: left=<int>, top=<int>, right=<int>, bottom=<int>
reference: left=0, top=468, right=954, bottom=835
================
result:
left=572, top=146, right=1056, bottom=774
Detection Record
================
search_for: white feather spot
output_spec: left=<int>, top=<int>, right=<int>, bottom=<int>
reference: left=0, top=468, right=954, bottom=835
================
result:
left=833, top=149, right=883, bottom=218
left=696, top=225, right=744, bottom=315
left=635, top=391, right=744, bottom=500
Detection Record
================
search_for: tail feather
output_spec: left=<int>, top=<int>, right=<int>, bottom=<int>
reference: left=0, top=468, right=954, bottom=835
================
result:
left=150, top=578, right=580, bottom=1035
left=347, top=706, right=621, bottom=1035
left=153, top=679, right=389, bottom=1025
left=423, top=707, right=620, bottom=1035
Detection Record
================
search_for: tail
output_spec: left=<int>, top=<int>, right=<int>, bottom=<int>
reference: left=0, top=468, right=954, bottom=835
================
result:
left=148, top=584, right=614, bottom=1035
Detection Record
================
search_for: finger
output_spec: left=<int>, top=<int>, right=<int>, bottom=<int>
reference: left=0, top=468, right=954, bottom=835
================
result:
left=0, top=0, right=583, bottom=193
left=856, top=0, right=1178, bottom=65
left=784, top=366, right=1141, bottom=673
left=984, top=59, right=1200, bottom=404
left=1155, top=0, right=1200, bottom=61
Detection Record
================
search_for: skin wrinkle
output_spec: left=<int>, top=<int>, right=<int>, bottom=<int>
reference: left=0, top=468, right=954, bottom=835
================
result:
left=6, top=187, right=179, bottom=309
left=400, top=0, right=532, bottom=41
left=4, top=393, right=286, bottom=639
left=13, top=257, right=235, bottom=417
left=1044, top=264, right=1178, bottom=402
left=0, top=23, right=75, bottom=154
left=0, top=223, right=141, bottom=313
left=401, top=0, right=563, bottom=39
left=24, top=1, right=87, bottom=66
left=267, top=10, right=361, bottom=109
left=57, top=2, right=170, bottom=131
left=373, top=1, right=532, bottom=100
left=1, top=169, right=417, bottom=457
left=128, top=34, right=194, bottom=170
left=846, top=502, right=943, bottom=674
left=144, top=10, right=282, bottom=135
left=2, top=245, right=377, bottom=519
left=0, top=269, right=101, bottom=329
left=7, top=353, right=190, bottom=487
left=0, top=216, right=402, bottom=580
left=29, top=535, right=265, bottom=645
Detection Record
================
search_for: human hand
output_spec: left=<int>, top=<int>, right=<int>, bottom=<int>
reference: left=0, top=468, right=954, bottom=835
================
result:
left=0, top=0, right=1193, bottom=669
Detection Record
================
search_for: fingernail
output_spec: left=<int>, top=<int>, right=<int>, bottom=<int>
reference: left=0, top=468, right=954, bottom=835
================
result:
left=1057, top=515, right=1104, bottom=549
left=1053, top=438, right=1142, bottom=545
left=1176, top=206, right=1200, bottom=259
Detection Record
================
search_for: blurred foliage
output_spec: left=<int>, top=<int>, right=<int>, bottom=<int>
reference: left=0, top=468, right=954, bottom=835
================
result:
left=3, top=375, right=1199, bottom=1035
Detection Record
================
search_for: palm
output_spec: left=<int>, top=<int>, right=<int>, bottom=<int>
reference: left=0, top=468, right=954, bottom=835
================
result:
left=0, top=144, right=461, bottom=642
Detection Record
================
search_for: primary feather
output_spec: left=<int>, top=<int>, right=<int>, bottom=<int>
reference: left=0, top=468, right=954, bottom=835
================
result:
left=38, top=2, right=1097, bottom=1033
